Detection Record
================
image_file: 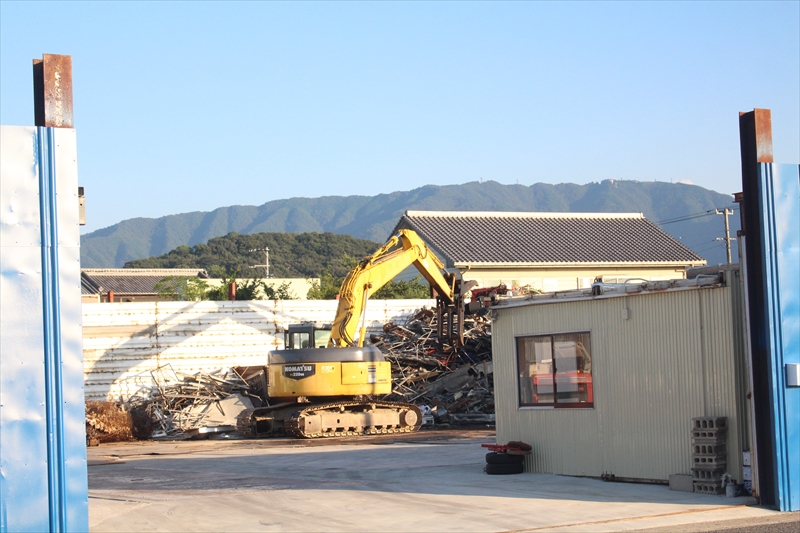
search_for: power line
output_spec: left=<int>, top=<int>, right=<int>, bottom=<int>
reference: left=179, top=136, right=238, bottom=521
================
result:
left=655, top=204, right=738, bottom=226
left=682, top=238, right=720, bottom=250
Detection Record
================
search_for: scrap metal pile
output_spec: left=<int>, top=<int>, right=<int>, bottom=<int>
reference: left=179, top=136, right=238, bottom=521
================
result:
left=122, top=365, right=265, bottom=439
left=92, top=307, right=495, bottom=442
left=372, top=307, right=495, bottom=425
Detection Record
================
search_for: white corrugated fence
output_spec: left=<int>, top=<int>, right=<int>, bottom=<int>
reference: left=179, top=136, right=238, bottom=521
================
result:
left=83, top=299, right=433, bottom=401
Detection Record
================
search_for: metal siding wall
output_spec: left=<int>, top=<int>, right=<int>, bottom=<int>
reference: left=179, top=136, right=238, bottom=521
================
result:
left=83, top=299, right=433, bottom=401
left=729, top=269, right=753, bottom=457
left=494, top=286, right=744, bottom=482
left=0, top=126, right=88, bottom=532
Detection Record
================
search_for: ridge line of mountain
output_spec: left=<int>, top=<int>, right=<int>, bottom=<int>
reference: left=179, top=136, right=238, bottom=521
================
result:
left=80, top=180, right=739, bottom=268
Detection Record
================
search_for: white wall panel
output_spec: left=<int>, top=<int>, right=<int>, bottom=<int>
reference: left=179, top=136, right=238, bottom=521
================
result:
left=83, top=298, right=434, bottom=401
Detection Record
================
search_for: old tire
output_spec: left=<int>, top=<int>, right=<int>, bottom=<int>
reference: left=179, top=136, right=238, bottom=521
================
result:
left=486, top=452, right=524, bottom=465
left=485, top=462, right=524, bottom=475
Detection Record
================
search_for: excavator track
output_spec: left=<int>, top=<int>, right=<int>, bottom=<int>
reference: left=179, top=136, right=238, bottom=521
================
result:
left=284, top=400, right=423, bottom=439
left=236, top=402, right=298, bottom=438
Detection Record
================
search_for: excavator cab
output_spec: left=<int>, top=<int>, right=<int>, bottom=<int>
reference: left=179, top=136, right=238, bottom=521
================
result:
left=284, top=323, right=332, bottom=349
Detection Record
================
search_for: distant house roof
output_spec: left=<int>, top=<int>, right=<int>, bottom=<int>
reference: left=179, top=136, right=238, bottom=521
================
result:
left=393, top=211, right=706, bottom=268
left=81, top=273, right=102, bottom=295
left=81, top=268, right=208, bottom=296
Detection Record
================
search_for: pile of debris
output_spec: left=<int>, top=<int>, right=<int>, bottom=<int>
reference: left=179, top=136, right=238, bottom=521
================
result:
left=121, top=365, right=267, bottom=439
left=85, top=400, right=136, bottom=444
left=96, top=307, right=494, bottom=441
left=372, top=307, right=495, bottom=425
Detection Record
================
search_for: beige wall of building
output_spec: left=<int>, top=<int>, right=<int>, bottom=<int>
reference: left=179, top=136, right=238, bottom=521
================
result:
left=457, top=265, right=690, bottom=292
left=490, top=276, right=750, bottom=483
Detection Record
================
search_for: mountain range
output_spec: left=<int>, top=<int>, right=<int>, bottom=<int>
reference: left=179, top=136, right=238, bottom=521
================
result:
left=80, top=180, right=740, bottom=268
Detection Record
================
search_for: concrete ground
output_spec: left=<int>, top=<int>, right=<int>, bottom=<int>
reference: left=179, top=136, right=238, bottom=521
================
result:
left=88, top=430, right=796, bottom=533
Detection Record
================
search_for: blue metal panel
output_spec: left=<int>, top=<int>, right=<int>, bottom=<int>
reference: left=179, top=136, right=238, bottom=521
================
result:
left=0, top=126, right=88, bottom=532
left=756, top=163, right=800, bottom=512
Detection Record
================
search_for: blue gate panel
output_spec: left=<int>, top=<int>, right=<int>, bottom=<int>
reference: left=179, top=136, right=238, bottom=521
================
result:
left=756, top=162, right=800, bottom=512
left=0, top=126, right=88, bottom=532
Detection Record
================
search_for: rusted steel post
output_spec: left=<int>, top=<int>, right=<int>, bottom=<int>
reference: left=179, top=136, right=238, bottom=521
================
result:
left=228, top=282, right=236, bottom=301
left=739, top=109, right=774, bottom=171
left=738, top=108, right=774, bottom=506
left=33, top=54, right=74, bottom=128
left=107, top=290, right=115, bottom=303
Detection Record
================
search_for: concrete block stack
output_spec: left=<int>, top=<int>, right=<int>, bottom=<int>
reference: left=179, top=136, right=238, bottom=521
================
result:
left=691, top=416, right=728, bottom=495
left=742, top=451, right=752, bottom=495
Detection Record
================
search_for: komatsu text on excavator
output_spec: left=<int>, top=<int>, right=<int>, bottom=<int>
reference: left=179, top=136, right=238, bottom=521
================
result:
left=237, top=229, right=481, bottom=438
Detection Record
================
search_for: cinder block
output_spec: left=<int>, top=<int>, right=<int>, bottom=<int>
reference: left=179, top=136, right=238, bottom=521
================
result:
left=669, top=474, right=694, bottom=492
left=692, top=428, right=727, bottom=443
left=692, top=468, right=725, bottom=481
left=693, top=455, right=727, bottom=467
left=693, top=443, right=726, bottom=455
left=694, top=480, right=725, bottom=495
left=692, top=416, right=727, bottom=431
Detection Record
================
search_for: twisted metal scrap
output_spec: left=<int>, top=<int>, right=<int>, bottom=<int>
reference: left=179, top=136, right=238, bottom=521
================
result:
left=373, top=307, right=495, bottom=423
left=124, top=365, right=256, bottom=437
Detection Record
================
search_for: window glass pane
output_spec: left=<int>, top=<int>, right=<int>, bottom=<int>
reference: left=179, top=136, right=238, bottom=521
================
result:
left=314, top=330, right=330, bottom=348
left=292, top=332, right=310, bottom=349
left=553, top=333, right=592, bottom=406
left=517, top=336, right=553, bottom=406
left=517, top=332, right=593, bottom=408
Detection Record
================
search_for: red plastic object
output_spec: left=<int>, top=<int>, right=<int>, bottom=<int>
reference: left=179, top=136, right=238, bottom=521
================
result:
left=481, top=443, right=532, bottom=455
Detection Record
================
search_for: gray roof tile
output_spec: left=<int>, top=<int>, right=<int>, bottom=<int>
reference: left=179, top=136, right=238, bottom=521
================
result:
left=81, top=268, right=207, bottom=295
left=395, top=211, right=705, bottom=266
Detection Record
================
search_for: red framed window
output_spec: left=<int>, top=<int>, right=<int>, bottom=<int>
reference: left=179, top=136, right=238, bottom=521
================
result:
left=517, top=332, right=593, bottom=408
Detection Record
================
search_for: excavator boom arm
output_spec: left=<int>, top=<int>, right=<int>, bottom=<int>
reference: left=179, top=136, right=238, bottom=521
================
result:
left=328, top=230, right=458, bottom=347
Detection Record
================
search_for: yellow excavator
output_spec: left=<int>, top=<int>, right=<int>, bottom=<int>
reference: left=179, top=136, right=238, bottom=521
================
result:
left=237, top=229, right=479, bottom=438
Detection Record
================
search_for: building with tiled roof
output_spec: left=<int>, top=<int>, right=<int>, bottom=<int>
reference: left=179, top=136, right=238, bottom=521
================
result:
left=392, top=211, right=706, bottom=292
left=81, top=268, right=209, bottom=303
left=81, top=268, right=319, bottom=302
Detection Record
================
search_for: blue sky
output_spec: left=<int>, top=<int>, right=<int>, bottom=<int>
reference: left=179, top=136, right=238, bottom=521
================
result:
left=1, top=1, right=798, bottom=234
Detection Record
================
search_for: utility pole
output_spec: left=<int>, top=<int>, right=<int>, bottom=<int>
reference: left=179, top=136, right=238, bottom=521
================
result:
left=248, top=248, right=270, bottom=278
left=715, top=208, right=735, bottom=264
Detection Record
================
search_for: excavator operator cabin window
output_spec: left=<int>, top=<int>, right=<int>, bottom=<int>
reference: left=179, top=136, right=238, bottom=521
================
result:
left=288, top=332, right=310, bottom=350
left=313, top=329, right=330, bottom=349
left=516, top=332, right=593, bottom=408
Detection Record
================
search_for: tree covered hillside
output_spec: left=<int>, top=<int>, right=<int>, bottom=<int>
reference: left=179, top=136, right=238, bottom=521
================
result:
left=126, top=232, right=381, bottom=279
left=83, top=180, right=740, bottom=267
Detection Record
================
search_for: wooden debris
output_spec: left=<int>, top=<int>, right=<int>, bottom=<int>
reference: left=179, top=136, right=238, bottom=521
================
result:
left=374, top=307, right=495, bottom=425
left=85, top=401, right=135, bottom=443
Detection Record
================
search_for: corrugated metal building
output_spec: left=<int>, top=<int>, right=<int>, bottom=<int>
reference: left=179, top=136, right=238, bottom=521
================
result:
left=491, top=274, right=750, bottom=485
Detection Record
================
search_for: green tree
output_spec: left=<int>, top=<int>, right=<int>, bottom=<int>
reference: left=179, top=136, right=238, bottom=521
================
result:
left=306, top=254, right=359, bottom=300
left=204, top=267, right=296, bottom=300
left=263, top=281, right=295, bottom=300
left=205, top=267, right=240, bottom=301
left=307, top=253, right=432, bottom=301
left=154, top=276, right=210, bottom=301
left=373, top=276, right=431, bottom=299
left=124, top=232, right=381, bottom=278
